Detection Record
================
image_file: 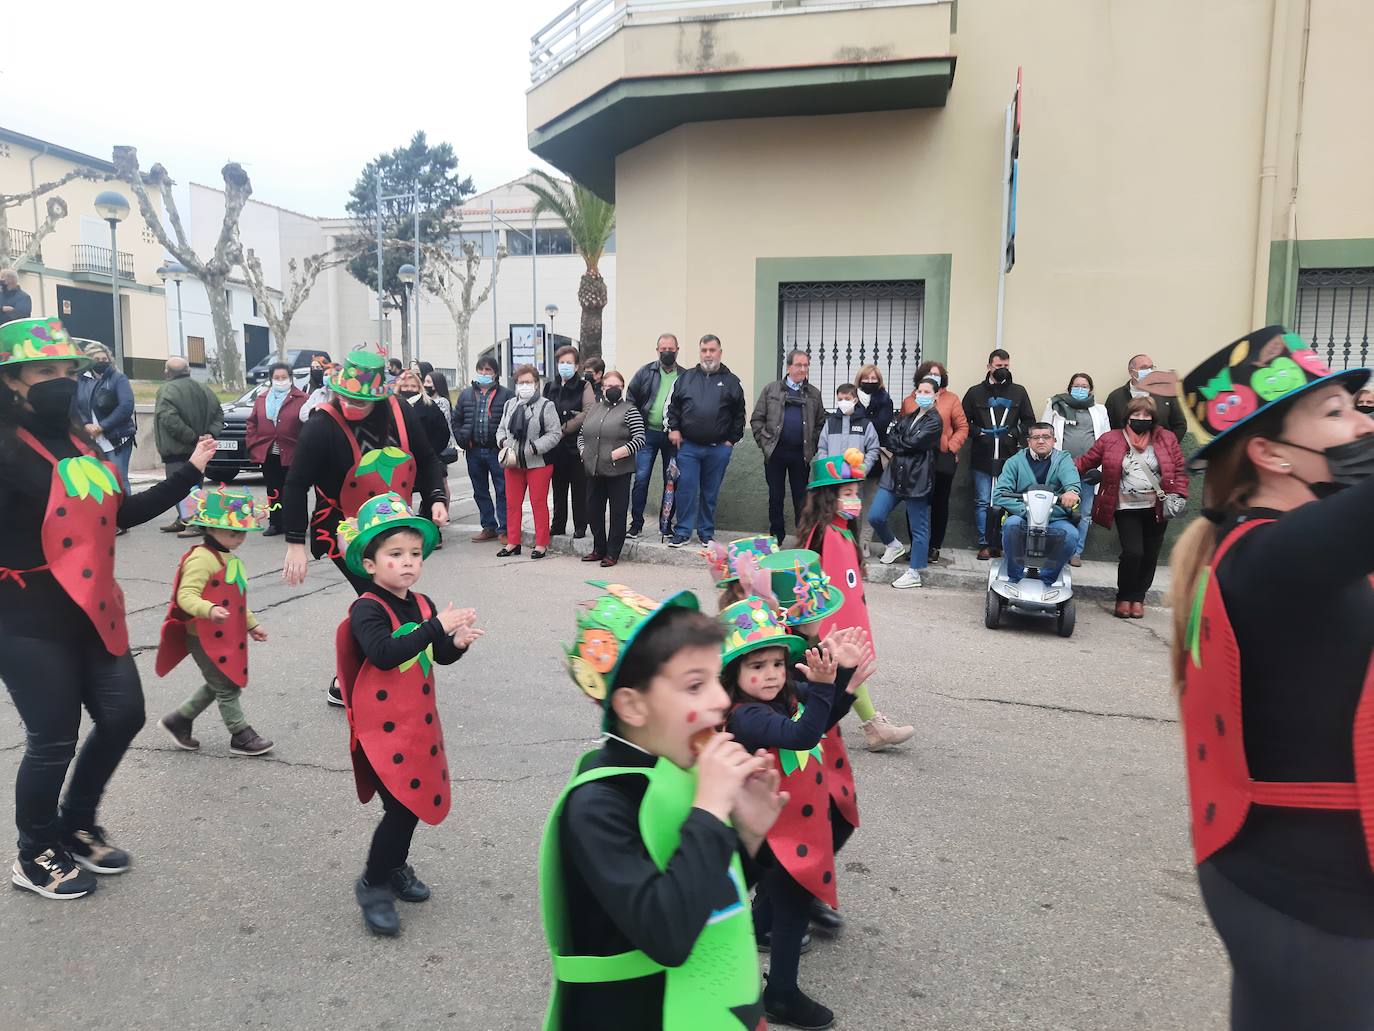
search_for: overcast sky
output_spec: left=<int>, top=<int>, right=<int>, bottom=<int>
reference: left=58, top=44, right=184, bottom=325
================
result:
left=7, top=0, right=573, bottom=216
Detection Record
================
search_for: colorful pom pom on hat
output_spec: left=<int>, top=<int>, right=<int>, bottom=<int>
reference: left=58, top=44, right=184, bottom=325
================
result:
left=758, top=549, right=843, bottom=626
left=807, top=448, right=866, bottom=489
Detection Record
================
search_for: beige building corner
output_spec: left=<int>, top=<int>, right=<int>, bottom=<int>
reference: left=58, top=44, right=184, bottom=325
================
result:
left=2, top=128, right=169, bottom=377
left=527, top=0, right=1374, bottom=544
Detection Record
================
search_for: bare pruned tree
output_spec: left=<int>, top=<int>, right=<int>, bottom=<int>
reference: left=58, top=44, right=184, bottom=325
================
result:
left=240, top=244, right=355, bottom=361
left=113, top=146, right=251, bottom=389
left=0, top=168, right=110, bottom=268
left=424, top=239, right=505, bottom=385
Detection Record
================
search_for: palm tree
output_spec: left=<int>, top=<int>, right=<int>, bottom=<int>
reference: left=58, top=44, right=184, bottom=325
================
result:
left=524, top=170, right=615, bottom=359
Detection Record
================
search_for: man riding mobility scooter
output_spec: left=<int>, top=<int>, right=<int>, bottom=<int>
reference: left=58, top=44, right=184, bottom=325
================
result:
left=984, top=422, right=1082, bottom=637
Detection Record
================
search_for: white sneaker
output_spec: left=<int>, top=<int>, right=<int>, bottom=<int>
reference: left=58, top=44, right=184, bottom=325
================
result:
left=892, top=569, right=922, bottom=589
left=880, top=542, right=909, bottom=565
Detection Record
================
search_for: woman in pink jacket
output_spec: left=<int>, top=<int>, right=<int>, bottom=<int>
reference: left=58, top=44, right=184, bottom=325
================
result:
left=244, top=363, right=306, bottom=536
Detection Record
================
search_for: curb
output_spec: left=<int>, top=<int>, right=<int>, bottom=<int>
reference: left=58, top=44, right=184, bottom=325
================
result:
left=446, top=522, right=1167, bottom=606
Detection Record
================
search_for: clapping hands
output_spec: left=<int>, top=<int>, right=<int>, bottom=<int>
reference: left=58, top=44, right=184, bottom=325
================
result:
left=795, top=643, right=838, bottom=685
left=438, top=604, right=484, bottom=648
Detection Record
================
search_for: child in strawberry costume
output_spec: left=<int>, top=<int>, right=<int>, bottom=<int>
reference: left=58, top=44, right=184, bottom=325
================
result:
left=333, top=492, right=483, bottom=937
left=155, top=487, right=275, bottom=757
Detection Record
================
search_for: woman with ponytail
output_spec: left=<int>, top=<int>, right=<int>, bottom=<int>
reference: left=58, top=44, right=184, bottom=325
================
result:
left=1169, top=326, right=1374, bottom=1030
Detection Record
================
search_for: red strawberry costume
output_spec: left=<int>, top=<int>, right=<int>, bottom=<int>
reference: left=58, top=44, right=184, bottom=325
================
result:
left=156, top=546, right=254, bottom=688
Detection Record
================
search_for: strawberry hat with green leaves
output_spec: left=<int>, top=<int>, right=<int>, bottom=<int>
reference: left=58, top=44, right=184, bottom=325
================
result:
left=329, top=349, right=390, bottom=402
left=184, top=486, right=273, bottom=532
left=337, top=491, right=439, bottom=576
left=0, top=317, right=91, bottom=371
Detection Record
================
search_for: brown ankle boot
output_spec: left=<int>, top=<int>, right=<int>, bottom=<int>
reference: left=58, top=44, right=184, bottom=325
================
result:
left=1130, top=602, right=1145, bottom=618
left=158, top=713, right=199, bottom=751
left=862, top=712, right=915, bottom=751
left=1114, top=601, right=1131, bottom=618
left=230, top=727, right=273, bottom=756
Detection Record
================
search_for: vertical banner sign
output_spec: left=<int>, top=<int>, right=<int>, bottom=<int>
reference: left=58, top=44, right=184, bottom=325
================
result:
left=1005, top=67, right=1022, bottom=273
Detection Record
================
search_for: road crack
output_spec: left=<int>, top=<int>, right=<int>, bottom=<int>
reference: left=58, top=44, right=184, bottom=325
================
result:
left=931, top=691, right=1178, bottom=725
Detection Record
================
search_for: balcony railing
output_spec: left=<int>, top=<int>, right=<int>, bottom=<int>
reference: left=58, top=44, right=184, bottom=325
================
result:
left=7, top=226, right=36, bottom=261
left=71, top=243, right=134, bottom=280
left=530, top=0, right=940, bottom=83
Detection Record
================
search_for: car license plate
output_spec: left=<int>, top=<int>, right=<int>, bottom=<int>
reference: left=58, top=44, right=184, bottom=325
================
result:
left=215, top=440, right=238, bottom=452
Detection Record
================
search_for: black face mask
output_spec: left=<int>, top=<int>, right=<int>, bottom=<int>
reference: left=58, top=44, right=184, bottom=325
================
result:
left=397, top=389, right=420, bottom=399
left=1358, top=405, right=1374, bottom=417
left=1281, top=433, right=1374, bottom=497
left=1128, top=419, right=1155, bottom=435
left=991, top=368, right=1012, bottom=385
left=604, top=386, right=623, bottom=404
left=659, top=351, right=677, bottom=369
left=858, top=381, right=879, bottom=391
left=584, top=371, right=596, bottom=384
left=424, top=385, right=435, bottom=396
left=27, top=377, right=79, bottom=433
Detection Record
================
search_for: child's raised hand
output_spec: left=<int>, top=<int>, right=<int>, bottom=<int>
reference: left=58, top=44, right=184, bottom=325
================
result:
left=693, top=732, right=762, bottom=824
left=208, top=605, right=230, bottom=624
left=437, top=604, right=475, bottom=636
left=795, top=644, right=838, bottom=685
left=452, top=625, right=484, bottom=649
left=849, top=646, right=877, bottom=693
left=249, top=625, right=268, bottom=642
left=824, top=626, right=867, bottom=668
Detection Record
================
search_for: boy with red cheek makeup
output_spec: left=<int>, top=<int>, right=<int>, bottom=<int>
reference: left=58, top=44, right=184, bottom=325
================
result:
left=541, top=583, right=788, bottom=1030
left=726, top=555, right=873, bottom=1030
left=333, top=492, right=483, bottom=938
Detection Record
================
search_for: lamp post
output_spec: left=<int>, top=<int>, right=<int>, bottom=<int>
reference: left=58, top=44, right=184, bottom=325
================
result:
left=375, top=179, right=421, bottom=361
left=94, top=191, right=130, bottom=371
left=157, top=261, right=188, bottom=359
left=544, top=303, right=559, bottom=343
left=398, top=263, right=417, bottom=362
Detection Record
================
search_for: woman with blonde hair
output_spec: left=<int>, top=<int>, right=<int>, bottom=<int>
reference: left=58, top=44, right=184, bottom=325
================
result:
left=1168, top=325, right=1374, bottom=1029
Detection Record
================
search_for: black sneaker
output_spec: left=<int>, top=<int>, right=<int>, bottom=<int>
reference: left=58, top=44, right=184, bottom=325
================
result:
left=12, top=848, right=96, bottom=899
left=756, top=930, right=812, bottom=954
left=355, top=877, right=399, bottom=936
left=763, top=986, right=834, bottom=1030
left=388, top=864, right=431, bottom=903
left=625, top=526, right=641, bottom=539
left=63, top=826, right=130, bottom=875
left=327, top=678, right=345, bottom=707
left=809, top=899, right=844, bottom=933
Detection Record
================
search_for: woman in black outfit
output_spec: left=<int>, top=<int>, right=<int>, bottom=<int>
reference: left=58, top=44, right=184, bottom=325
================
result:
left=1170, top=325, right=1374, bottom=1030
left=395, top=369, right=453, bottom=545
left=577, top=369, right=645, bottom=567
left=0, top=317, right=215, bottom=900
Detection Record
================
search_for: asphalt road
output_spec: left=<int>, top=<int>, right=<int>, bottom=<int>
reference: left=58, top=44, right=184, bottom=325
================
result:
left=0, top=488, right=1229, bottom=1030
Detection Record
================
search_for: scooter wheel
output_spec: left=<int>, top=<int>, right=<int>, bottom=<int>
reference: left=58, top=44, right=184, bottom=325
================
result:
left=1057, top=599, right=1076, bottom=638
left=985, top=590, right=1003, bottom=629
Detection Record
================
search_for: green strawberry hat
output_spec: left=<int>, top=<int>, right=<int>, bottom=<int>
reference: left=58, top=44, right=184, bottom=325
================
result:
left=337, top=492, right=439, bottom=575
left=808, top=448, right=866, bottom=489
left=719, top=595, right=807, bottom=668
left=567, top=582, right=699, bottom=731
left=704, top=534, right=779, bottom=587
left=759, top=549, right=843, bottom=626
left=330, top=349, right=390, bottom=402
left=1182, top=325, right=1370, bottom=467
left=185, top=486, right=273, bottom=531
left=0, top=318, right=92, bottom=371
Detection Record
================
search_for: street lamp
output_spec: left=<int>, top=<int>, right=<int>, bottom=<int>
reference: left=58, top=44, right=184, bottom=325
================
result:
left=545, top=303, right=559, bottom=342
left=156, top=261, right=188, bottom=359
left=94, top=190, right=130, bottom=371
left=398, top=263, right=417, bottom=362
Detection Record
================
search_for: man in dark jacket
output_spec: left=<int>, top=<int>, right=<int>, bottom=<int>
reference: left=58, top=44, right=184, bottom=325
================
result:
left=154, top=356, right=225, bottom=535
left=451, top=354, right=514, bottom=542
left=0, top=269, right=32, bottom=324
left=961, top=348, right=1035, bottom=559
left=75, top=340, right=137, bottom=491
left=545, top=345, right=594, bottom=538
left=664, top=334, right=746, bottom=547
left=1105, top=353, right=1189, bottom=440
left=750, top=349, right=824, bottom=543
left=625, top=333, right=681, bottom=537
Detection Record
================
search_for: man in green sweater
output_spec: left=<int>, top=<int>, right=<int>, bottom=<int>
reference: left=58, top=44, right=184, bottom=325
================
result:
left=992, top=422, right=1081, bottom=584
left=154, top=356, right=225, bottom=536
left=625, top=333, right=682, bottom=537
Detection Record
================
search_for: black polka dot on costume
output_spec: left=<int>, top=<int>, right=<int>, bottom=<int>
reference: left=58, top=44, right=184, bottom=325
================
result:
left=1215, top=715, right=1226, bottom=736
left=218, top=656, right=226, bottom=664
left=835, top=756, right=844, bottom=770
left=422, top=684, right=431, bottom=695
left=410, top=778, right=420, bottom=789
left=238, top=643, right=245, bottom=650
left=392, top=753, right=404, bottom=764
left=1197, top=743, right=1208, bottom=761
left=210, top=580, right=220, bottom=588
left=56, top=507, right=66, bottom=517
left=62, top=538, right=72, bottom=548
left=1204, top=801, right=1216, bottom=825
left=215, top=630, right=224, bottom=638
left=822, top=871, right=832, bottom=884
left=82, top=569, right=92, bottom=579
left=425, top=713, right=433, bottom=724
left=796, top=844, right=808, bottom=858
left=433, top=795, right=441, bottom=807
left=801, top=804, right=814, bottom=817
left=100, top=516, right=107, bottom=526
left=430, top=745, right=438, bottom=756
left=815, top=770, right=822, bottom=785
left=841, top=786, right=849, bottom=797
left=98, top=601, right=106, bottom=611
left=108, top=547, right=114, bottom=557
left=383, top=721, right=395, bottom=733
left=376, top=690, right=388, bottom=701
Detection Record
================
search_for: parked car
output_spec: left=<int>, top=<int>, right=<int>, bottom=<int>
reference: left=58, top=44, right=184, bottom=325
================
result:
left=205, top=384, right=266, bottom=483
left=247, top=348, right=332, bottom=386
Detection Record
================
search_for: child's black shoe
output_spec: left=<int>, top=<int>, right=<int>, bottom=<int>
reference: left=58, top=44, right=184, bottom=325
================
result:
left=809, top=898, right=844, bottom=934
left=388, top=864, right=431, bottom=903
left=763, top=986, right=835, bottom=1029
left=355, top=877, right=400, bottom=936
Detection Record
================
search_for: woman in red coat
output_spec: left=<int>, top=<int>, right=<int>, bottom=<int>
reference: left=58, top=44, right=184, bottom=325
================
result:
left=1076, top=395, right=1188, bottom=618
left=244, top=363, right=306, bottom=536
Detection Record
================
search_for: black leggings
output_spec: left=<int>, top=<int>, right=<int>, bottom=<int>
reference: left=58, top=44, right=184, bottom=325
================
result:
left=364, top=780, right=420, bottom=885
left=1114, top=507, right=1167, bottom=602
left=588, top=473, right=632, bottom=559
left=550, top=446, right=588, bottom=537
left=0, top=631, right=145, bottom=857
left=1198, top=862, right=1374, bottom=1030
left=928, top=466, right=957, bottom=550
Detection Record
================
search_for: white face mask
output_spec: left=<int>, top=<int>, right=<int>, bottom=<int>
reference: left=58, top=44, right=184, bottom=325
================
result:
left=837, top=399, right=855, bottom=415
left=516, top=383, right=537, bottom=401
left=1135, top=366, right=1154, bottom=382
left=271, top=380, right=290, bottom=392
left=856, top=389, right=871, bottom=407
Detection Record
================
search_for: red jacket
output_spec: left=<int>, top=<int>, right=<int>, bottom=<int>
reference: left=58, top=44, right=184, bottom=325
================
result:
left=245, top=386, right=306, bottom=465
left=1075, top=427, right=1187, bottom=529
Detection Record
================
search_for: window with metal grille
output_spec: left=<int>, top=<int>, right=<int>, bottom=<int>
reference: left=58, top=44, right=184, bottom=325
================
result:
left=1293, top=267, right=1374, bottom=370
left=778, top=281, right=924, bottom=403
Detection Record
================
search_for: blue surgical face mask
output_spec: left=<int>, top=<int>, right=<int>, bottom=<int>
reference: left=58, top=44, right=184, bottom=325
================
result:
left=1070, top=386, right=1090, bottom=402
left=915, top=393, right=936, bottom=409
left=558, top=363, right=575, bottom=380
left=475, top=373, right=493, bottom=387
